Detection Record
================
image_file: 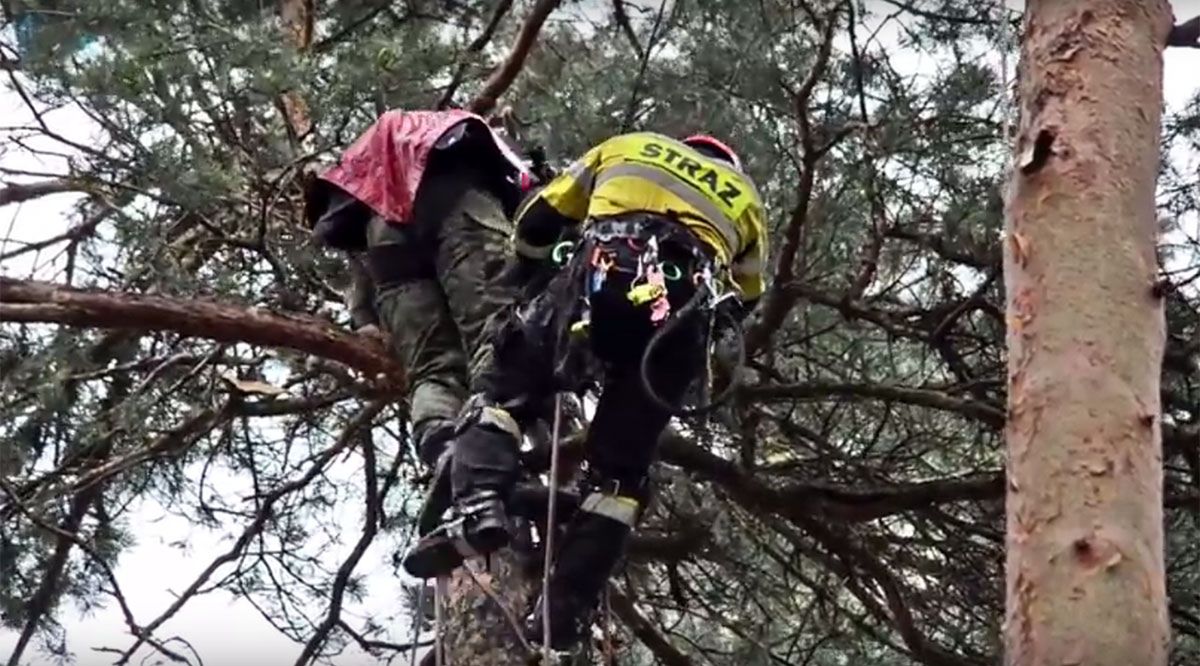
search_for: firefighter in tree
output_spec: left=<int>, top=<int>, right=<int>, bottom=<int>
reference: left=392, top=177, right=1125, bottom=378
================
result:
left=407, top=132, right=768, bottom=653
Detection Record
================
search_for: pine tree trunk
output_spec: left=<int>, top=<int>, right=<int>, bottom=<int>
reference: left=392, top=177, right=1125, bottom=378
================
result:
left=441, top=548, right=537, bottom=666
left=1003, top=2, right=1173, bottom=665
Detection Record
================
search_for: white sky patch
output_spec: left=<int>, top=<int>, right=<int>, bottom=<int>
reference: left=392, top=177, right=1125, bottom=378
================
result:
left=2, top=2, right=1199, bottom=664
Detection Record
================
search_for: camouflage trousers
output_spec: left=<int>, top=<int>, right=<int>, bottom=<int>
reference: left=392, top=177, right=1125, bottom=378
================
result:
left=367, top=186, right=517, bottom=464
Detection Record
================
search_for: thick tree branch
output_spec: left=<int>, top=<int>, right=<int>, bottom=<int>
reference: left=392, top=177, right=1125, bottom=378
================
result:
left=742, top=381, right=1006, bottom=427
left=657, top=430, right=1004, bottom=523
left=612, top=0, right=644, bottom=58
left=0, top=178, right=89, bottom=207
left=607, top=585, right=694, bottom=666
left=0, top=278, right=403, bottom=385
left=745, top=8, right=840, bottom=355
left=438, top=0, right=515, bottom=109
left=277, top=0, right=315, bottom=143
left=466, top=0, right=562, bottom=116
left=1168, top=15, right=1200, bottom=47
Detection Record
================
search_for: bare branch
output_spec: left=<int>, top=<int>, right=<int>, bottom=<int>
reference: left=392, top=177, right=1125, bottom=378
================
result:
left=657, top=430, right=1004, bottom=523
left=294, top=425, right=402, bottom=665
left=741, top=381, right=1005, bottom=427
left=745, top=6, right=841, bottom=355
left=0, top=205, right=112, bottom=262
left=438, top=0, right=515, bottom=110
left=466, top=0, right=562, bottom=116
left=878, top=0, right=996, bottom=26
left=612, top=0, right=645, bottom=59
left=116, top=402, right=384, bottom=664
left=607, top=585, right=694, bottom=666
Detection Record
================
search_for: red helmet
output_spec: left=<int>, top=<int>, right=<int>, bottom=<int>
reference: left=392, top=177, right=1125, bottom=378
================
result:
left=682, top=134, right=742, bottom=171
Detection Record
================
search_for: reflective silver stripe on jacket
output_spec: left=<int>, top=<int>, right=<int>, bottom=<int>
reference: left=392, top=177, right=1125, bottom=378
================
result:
left=580, top=492, right=639, bottom=526
left=593, top=162, right=741, bottom=252
left=478, top=406, right=521, bottom=441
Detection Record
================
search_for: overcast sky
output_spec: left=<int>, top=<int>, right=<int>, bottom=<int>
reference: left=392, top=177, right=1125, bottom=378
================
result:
left=2, top=2, right=1199, bottom=665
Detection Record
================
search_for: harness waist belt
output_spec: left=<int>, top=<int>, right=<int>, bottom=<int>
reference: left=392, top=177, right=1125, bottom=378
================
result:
left=585, top=215, right=714, bottom=261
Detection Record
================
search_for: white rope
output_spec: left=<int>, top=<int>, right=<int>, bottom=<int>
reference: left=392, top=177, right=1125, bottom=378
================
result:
left=434, top=576, right=448, bottom=666
left=409, top=583, right=425, bottom=666
left=542, top=393, right=565, bottom=663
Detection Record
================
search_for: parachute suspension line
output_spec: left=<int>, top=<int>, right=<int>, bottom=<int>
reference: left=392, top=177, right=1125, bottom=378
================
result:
left=434, top=576, right=448, bottom=666
left=410, top=583, right=425, bottom=666
left=541, top=393, right=565, bottom=664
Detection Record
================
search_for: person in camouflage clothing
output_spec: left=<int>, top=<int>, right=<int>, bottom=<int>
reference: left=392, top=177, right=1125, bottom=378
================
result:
left=305, top=109, right=536, bottom=468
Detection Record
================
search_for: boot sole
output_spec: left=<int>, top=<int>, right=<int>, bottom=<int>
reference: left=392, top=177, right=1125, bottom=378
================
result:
left=402, top=534, right=464, bottom=579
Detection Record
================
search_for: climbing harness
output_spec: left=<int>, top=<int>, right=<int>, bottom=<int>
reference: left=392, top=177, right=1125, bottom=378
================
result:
left=554, top=219, right=748, bottom=417
left=638, top=250, right=747, bottom=417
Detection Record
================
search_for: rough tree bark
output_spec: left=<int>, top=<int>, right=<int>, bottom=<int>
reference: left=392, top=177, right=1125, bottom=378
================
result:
left=1003, top=2, right=1173, bottom=666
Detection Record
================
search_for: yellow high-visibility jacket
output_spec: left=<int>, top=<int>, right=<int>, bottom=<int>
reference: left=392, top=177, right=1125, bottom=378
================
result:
left=512, top=132, right=769, bottom=302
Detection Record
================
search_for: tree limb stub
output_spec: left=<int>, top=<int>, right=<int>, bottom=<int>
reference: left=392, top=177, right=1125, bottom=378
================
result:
left=466, top=0, right=562, bottom=116
left=0, top=278, right=403, bottom=387
left=1167, top=15, right=1200, bottom=47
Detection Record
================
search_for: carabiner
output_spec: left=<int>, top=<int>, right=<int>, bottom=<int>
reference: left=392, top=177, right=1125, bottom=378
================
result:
left=552, top=241, right=575, bottom=265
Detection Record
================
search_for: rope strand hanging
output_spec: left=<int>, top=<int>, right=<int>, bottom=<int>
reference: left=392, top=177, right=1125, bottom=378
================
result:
left=541, top=393, right=565, bottom=663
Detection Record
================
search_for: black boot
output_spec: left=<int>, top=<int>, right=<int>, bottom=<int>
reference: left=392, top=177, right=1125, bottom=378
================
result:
left=451, top=406, right=522, bottom=555
left=401, top=447, right=461, bottom=579
left=415, top=419, right=458, bottom=469
left=402, top=406, right=521, bottom=579
left=525, top=507, right=632, bottom=652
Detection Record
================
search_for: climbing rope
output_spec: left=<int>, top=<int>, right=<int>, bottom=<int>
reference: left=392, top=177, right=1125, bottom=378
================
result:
left=410, top=583, right=425, bottom=666
left=435, top=576, right=448, bottom=666
left=541, top=393, right=565, bottom=663
left=639, top=288, right=746, bottom=417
